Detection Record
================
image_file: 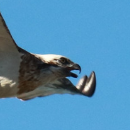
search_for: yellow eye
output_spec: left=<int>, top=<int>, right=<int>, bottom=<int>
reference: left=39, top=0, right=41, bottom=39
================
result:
left=60, top=58, right=67, bottom=64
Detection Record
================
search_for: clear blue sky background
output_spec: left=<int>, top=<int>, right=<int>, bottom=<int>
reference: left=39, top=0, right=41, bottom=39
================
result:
left=0, top=0, right=130, bottom=130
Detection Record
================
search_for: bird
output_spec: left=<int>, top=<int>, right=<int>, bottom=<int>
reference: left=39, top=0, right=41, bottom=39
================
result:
left=0, top=12, right=96, bottom=101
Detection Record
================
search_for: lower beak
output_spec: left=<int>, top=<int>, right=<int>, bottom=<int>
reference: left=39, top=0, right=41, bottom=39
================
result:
left=72, top=64, right=81, bottom=73
left=69, top=64, right=81, bottom=78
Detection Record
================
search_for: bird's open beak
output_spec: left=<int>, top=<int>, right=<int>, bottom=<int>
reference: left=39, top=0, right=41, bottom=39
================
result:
left=69, top=64, right=81, bottom=78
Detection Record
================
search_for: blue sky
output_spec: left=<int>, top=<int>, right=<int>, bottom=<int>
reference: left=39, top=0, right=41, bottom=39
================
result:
left=0, top=0, right=130, bottom=130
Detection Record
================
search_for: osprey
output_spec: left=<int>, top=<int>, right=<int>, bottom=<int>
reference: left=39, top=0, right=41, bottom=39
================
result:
left=0, top=13, right=96, bottom=101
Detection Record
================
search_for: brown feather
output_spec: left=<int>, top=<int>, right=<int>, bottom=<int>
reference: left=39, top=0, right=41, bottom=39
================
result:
left=18, top=54, right=43, bottom=94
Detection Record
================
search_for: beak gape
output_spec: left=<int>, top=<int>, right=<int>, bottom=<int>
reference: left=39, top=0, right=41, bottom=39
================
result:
left=70, top=64, right=81, bottom=78
left=72, top=64, right=81, bottom=73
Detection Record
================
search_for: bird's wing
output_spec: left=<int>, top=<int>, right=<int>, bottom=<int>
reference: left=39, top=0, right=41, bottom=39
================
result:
left=76, top=71, right=96, bottom=97
left=0, top=12, right=19, bottom=54
left=0, top=12, right=22, bottom=97
left=56, top=71, right=96, bottom=97
left=17, top=72, right=96, bottom=100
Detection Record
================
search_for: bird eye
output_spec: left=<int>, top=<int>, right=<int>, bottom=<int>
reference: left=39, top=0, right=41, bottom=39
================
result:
left=60, top=58, right=67, bottom=64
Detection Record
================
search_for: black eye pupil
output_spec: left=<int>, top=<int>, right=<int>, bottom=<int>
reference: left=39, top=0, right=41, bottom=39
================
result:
left=60, top=58, right=66, bottom=63
left=62, top=59, right=65, bottom=63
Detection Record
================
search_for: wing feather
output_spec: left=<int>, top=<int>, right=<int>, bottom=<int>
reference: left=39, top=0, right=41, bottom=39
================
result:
left=17, top=72, right=96, bottom=100
left=0, top=13, right=19, bottom=53
left=76, top=71, right=96, bottom=97
left=0, top=12, right=96, bottom=100
left=0, top=13, right=21, bottom=97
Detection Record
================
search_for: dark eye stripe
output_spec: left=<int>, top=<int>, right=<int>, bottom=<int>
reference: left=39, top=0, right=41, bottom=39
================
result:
left=60, top=57, right=68, bottom=64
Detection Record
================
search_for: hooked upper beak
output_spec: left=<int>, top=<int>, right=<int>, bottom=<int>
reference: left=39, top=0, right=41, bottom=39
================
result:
left=69, top=64, right=81, bottom=78
left=72, top=64, right=81, bottom=73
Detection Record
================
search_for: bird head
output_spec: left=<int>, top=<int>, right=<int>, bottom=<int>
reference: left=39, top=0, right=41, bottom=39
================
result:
left=37, top=54, right=81, bottom=78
